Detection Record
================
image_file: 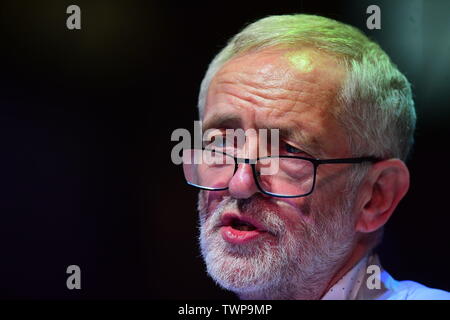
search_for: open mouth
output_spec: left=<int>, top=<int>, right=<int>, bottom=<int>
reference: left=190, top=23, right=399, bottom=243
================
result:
left=218, top=213, right=269, bottom=244
left=220, top=214, right=262, bottom=231
left=229, top=218, right=257, bottom=231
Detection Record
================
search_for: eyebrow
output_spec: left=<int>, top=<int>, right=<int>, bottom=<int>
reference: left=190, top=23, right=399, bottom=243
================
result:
left=202, top=113, right=325, bottom=158
left=266, top=125, right=325, bottom=158
left=202, top=113, right=242, bottom=132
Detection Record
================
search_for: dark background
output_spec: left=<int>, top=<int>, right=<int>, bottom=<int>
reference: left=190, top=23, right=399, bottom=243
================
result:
left=0, top=0, right=449, bottom=299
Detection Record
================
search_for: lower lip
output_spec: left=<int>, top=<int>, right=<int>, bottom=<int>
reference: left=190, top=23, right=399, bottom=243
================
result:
left=220, top=226, right=266, bottom=244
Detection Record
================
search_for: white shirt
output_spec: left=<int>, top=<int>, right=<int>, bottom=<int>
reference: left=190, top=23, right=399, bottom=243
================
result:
left=321, top=253, right=450, bottom=300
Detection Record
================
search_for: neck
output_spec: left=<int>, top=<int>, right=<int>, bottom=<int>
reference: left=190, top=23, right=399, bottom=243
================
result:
left=318, top=240, right=370, bottom=299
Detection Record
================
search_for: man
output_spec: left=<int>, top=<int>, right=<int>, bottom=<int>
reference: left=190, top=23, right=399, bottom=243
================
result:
left=182, top=14, right=450, bottom=299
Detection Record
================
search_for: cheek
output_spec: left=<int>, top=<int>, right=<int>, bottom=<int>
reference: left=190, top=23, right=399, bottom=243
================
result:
left=270, top=196, right=314, bottom=224
left=197, top=190, right=207, bottom=213
left=205, top=190, right=228, bottom=213
left=199, top=190, right=228, bottom=216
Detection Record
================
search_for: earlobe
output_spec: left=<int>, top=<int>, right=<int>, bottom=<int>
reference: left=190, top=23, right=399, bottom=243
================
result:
left=356, top=159, right=410, bottom=233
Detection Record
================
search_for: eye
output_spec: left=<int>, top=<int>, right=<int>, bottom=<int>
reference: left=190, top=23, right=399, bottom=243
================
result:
left=284, top=143, right=303, bottom=154
left=204, top=134, right=235, bottom=150
left=212, top=135, right=226, bottom=147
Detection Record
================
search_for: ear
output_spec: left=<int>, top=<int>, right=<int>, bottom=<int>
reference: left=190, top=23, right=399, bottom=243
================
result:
left=355, top=159, right=410, bottom=233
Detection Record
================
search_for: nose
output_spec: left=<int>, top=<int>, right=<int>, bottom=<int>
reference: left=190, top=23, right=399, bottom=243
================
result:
left=228, top=163, right=259, bottom=199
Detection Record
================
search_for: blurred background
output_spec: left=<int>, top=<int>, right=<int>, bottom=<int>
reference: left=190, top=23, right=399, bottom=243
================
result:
left=0, top=0, right=449, bottom=299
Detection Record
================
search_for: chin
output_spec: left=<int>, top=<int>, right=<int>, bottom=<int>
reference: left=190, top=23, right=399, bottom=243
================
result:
left=199, top=223, right=291, bottom=296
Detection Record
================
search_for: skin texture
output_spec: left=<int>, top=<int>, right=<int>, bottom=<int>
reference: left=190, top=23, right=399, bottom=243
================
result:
left=285, top=50, right=316, bottom=73
left=198, top=47, right=410, bottom=299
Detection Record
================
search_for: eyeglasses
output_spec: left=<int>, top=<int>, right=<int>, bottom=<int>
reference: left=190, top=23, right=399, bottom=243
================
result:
left=182, top=148, right=379, bottom=198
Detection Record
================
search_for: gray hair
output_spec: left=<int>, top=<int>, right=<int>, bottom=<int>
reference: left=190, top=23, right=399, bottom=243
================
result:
left=198, top=14, right=416, bottom=161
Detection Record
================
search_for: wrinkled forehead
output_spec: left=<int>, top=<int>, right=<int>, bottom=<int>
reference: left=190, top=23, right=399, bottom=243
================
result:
left=209, top=47, right=344, bottom=91
left=205, top=47, right=345, bottom=118
left=204, top=48, right=348, bottom=157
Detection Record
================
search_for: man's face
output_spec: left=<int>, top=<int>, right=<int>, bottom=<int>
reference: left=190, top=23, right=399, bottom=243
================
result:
left=198, top=48, right=359, bottom=299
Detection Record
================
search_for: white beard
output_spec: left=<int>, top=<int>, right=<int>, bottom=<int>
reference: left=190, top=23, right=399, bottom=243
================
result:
left=198, top=193, right=357, bottom=300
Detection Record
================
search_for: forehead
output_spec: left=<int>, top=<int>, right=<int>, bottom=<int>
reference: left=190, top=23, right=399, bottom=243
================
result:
left=204, top=48, right=348, bottom=157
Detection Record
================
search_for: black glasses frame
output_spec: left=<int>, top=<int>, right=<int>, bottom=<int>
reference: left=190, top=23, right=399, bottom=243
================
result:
left=185, top=148, right=380, bottom=198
